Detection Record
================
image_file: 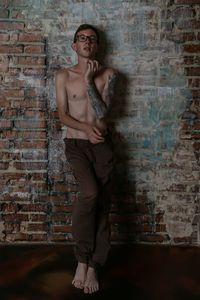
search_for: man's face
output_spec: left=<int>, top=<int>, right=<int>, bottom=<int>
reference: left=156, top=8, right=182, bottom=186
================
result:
left=72, top=29, right=98, bottom=59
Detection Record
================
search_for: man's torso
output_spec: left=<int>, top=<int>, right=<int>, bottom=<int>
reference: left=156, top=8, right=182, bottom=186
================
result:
left=64, top=66, right=108, bottom=139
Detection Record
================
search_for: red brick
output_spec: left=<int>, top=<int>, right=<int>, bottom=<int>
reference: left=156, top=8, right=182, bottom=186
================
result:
left=1, top=203, right=21, bottom=213
left=0, top=8, right=9, bottom=18
left=3, top=89, right=24, bottom=98
left=0, top=151, right=20, bottom=160
left=0, top=161, right=9, bottom=169
left=11, top=0, right=29, bottom=5
left=185, top=67, right=200, bottom=76
left=9, top=33, right=18, bottom=42
left=27, top=223, right=48, bottom=232
left=8, top=68, right=21, bottom=75
left=52, top=214, right=72, bottom=222
left=156, top=224, right=167, bottom=232
left=0, top=0, right=10, bottom=7
left=14, top=120, right=46, bottom=129
left=0, top=55, right=9, bottom=72
left=184, top=32, right=196, bottom=41
left=14, top=140, right=47, bottom=149
left=20, top=204, right=47, bottom=212
left=23, top=68, right=46, bottom=76
left=188, top=78, right=200, bottom=88
left=174, top=237, right=192, bottom=243
left=0, top=21, right=24, bottom=30
left=131, top=224, right=153, bottom=232
left=53, top=205, right=72, bottom=213
left=24, top=45, right=45, bottom=54
left=18, top=56, right=46, bottom=66
left=11, top=9, right=26, bottom=19
left=2, top=214, right=29, bottom=222
left=184, top=45, right=200, bottom=53
left=18, top=33, right=44, bottom=42
left=4, top=223, right=20, bottom=233
left=14, top=161, right=48, bottom=171
left=5, top=233, right=28, bottom=241
left=192, top=90, right=200, bottom=98
left=0, top=140, right=10, bottom=149
left=191, top=133, right=200, bottom=139
left=0, top=108, right=17, bottom=118
left=53, top=225, right=72, bottom=233
left=140, top=234, right=169, bottom=243
left=23, top=111, right=46, bottom=119
left=12, top=99, right=46, bottom=109
left=169, top=7, right=196, bottom=19
left=193, top=142, right=200, bottom=151
left=50, top=234, right=72, bottom=241
left=0, top=173, right=27, bottom=181
left=0, top=119, right=13, bottom=128
left=29, top=234, right=47, bottom=241
left=0, top=33, right=9, bottom=41
left=177, top=20, right=200, bottom=30
left=25, top=20, right=43, bottom=31
left=21, top=128, right=46, bottom=139
left=29, top=214, right=48, bottom=222
left=175, top=0, right=200, bottom=3
left=192, top=120, right=200, bottom=131
left=184, top=56, right=200, bottom=65
left=11, top=131, right=47, bottom=139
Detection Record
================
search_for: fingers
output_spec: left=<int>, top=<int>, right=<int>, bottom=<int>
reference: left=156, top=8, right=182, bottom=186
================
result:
left=92, top=126, right=102, bottom=137
left=87, top=60, right=99, bottom=73
left=90, top=127, right=105, bottom=144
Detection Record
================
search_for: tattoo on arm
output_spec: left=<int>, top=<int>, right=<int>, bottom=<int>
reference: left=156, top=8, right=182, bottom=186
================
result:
left=86, top=80, right=107, bottom=119
left=86, top=72, right=117, bottom=119
left=102, top=72, right=117, bottom=111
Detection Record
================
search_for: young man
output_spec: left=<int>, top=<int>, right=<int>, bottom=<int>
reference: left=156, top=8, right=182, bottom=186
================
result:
left=55, top=24, right=117, bottom=294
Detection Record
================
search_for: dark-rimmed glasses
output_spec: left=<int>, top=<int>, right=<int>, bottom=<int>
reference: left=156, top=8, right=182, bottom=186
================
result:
left=75, top=34, right=98, bottom=44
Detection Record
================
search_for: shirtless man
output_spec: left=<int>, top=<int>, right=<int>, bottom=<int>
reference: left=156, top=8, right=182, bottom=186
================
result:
left=55, top=24, right=117, bottom=294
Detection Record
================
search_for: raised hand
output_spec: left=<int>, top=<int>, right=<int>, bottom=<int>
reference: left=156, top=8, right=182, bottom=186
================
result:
left=84, top=60, right=99, bottom=82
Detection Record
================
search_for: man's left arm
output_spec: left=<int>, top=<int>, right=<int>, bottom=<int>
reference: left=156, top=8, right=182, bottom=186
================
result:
left=85, top=65, right=118, bottom=119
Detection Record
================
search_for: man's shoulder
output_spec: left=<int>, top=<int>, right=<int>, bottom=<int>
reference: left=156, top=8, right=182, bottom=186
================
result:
left=100, top=66, right=118, bottom=83
left=101, top=66, right=117, bottom=76
left=55, top=68, right=70, bottom=80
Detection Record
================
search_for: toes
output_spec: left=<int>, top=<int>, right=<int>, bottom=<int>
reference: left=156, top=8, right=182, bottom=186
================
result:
left=84, top=284, right=99, bottom=294
left=84, top=286, right=89, bottom=294
left=72, top=280, right=84, bottom=289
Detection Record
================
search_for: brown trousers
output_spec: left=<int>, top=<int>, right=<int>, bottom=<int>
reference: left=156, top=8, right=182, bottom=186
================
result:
left=64, top=136, right=114, bottom=269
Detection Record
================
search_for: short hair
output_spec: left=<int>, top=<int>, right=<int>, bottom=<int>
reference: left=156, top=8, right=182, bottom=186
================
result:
left=73, top=24, right=100, bottom=43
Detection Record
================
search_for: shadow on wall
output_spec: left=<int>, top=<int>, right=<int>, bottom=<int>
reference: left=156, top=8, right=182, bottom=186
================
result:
left=97, top=29, right=136, bottom=243
left=109, top=73, right=137, bottom=244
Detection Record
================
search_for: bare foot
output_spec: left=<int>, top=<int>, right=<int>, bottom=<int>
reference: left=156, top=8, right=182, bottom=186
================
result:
left=84, top=267, right=99, bottom=294
left=72, top=262, right=88, bottom=289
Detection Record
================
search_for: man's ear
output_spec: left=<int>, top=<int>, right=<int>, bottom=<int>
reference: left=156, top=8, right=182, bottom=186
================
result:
left=71, top=43, right=77, bottom=51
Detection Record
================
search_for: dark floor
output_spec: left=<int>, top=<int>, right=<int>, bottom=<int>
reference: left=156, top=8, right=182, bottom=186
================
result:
left=0, top=244, right=200, bottom=300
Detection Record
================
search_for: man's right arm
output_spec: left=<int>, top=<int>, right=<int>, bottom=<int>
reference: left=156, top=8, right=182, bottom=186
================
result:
left=55, top=70, right=104, bottom=144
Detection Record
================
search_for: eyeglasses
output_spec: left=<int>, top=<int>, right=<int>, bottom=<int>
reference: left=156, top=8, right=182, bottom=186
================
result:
left=75, top=34, right=98, bottom=43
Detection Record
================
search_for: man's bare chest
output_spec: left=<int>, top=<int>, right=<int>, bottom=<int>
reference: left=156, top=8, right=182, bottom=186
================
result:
left=66, top=76, right=104, bottom=102
left=66, top=78, right=86, bottom=102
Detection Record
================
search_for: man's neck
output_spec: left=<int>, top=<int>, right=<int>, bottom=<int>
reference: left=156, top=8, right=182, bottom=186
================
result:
left=76, top=56, right=94, bottom=73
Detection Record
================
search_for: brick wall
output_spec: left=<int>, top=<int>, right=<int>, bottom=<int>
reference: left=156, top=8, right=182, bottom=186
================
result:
left=0, top=0, right=200, bottom=244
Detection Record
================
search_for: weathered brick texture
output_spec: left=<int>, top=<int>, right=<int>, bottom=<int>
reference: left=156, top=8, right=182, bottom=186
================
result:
left=0, top=0, right=48, bottom=242
left=0, top=0, right=200, bottom=245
